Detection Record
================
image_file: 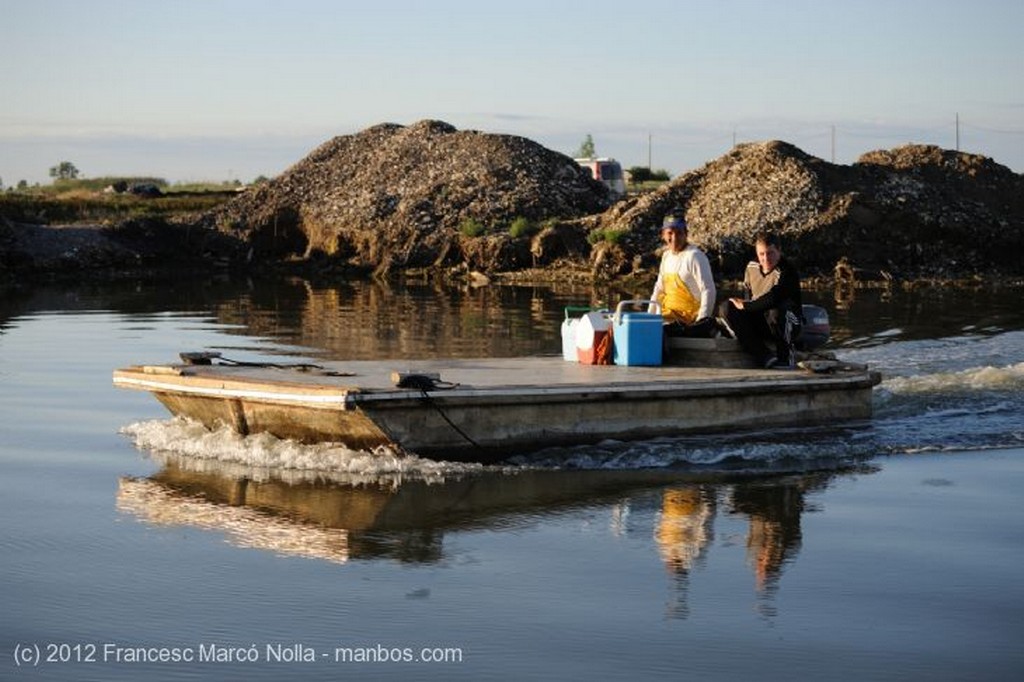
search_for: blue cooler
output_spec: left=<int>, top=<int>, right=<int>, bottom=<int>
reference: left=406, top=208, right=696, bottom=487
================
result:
left=612, top=300, right=663, bottom=366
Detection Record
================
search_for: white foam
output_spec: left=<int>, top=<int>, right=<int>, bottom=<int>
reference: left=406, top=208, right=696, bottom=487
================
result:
left=516, top=427, right=876, bottom=470
left=881, top=361, right=1024, bottom=395
left=120, top=417, right=487, bottom=484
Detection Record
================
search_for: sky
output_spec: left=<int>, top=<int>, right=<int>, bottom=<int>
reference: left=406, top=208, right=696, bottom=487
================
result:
left=2, top=0, right=1022, bottom=187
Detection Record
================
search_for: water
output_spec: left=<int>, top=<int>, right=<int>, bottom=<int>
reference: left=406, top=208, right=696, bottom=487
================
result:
left=2, top=278, right=1023, bottom=681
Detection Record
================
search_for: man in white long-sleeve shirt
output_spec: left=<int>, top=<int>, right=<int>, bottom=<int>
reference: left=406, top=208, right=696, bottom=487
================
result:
left=649, top=214, right=717, bottom=337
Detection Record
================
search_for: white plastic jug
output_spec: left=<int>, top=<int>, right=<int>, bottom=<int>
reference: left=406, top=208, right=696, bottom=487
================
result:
left=560, top=306, right=593, bottom=361
left=576, top=310, right=612, bottom=364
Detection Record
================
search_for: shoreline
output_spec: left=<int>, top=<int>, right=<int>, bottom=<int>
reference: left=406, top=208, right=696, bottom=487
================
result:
left=3, top=220, right=1023, bottom=293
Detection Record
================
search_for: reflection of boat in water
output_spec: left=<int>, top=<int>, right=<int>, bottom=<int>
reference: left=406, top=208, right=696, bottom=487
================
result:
left=117, top=455, right=734, bottom=564
left=113, top=352, right=880, bottom=462
left=118, top=477, right=357, bottom=564
left=117, top=452, right=851, bottom=588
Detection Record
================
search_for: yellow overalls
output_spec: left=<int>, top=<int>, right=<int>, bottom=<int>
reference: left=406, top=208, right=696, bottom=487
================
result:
left=659, top=270, right=701, bottom=326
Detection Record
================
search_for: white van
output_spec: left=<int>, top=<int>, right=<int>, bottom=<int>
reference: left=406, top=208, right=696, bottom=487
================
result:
left=575, top=157, right=626, bottom=199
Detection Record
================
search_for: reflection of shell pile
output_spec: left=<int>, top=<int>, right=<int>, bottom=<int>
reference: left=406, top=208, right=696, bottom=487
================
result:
left=117, top=477, right=351, bottom=564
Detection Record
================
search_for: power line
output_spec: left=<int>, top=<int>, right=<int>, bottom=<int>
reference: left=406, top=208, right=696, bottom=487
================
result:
left=959, top=121, right=1024, bottom=135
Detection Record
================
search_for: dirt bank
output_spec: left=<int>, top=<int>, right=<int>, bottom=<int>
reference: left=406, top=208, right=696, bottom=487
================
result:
left=3, top=121, right=1022, bottom=287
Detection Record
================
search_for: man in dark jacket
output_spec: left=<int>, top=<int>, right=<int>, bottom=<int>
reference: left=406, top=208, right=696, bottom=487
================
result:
left=719, top=231, right=802, bottom=368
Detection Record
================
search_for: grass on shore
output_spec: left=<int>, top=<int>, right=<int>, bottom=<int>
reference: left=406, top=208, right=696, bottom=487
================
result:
left=0, top=185, right=239, bottom=224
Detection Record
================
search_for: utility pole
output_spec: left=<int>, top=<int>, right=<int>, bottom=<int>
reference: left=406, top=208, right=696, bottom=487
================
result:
left=831, top=125, right=836, bottom=163
left=648, top=133, right=652, bottom=170
left=955, top=112, right=960, bottom=152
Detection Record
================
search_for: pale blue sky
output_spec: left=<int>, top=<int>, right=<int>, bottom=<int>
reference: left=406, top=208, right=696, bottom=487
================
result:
left=2, top=0, right=1021, bottom=186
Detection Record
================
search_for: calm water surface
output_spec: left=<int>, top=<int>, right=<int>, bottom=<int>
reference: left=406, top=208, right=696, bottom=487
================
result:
left=2, top=278, right=1023, bottom=681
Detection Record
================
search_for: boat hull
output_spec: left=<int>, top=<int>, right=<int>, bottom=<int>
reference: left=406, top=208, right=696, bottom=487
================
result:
left=114, top=357, right=880, bottom=462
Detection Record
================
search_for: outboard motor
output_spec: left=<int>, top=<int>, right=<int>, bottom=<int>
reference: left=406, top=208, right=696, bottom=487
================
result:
left=796, top=304, right=830, bottom=351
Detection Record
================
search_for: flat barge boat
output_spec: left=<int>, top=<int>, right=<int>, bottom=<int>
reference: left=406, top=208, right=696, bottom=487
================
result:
left=113, top=351, right=881, bottom=463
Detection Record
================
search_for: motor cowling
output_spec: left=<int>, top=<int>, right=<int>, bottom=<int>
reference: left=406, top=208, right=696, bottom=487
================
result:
left=796, top=304, right=830, bottom=351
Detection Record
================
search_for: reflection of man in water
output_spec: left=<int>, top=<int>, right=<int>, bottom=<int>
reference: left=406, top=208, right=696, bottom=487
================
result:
left=655, top=486, right=716, bottom=619
left=655, top=487, right=715, bottom=574
left=729, top=482, right=805, bottom=592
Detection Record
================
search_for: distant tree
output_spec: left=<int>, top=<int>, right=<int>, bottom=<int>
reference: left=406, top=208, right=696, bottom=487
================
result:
left=628, top=166, right=654, bottom=183
left=49, top=161, right=80, bottom=181
left=575, top=134, right=596, bottom=159
left=627, top=166, right=671, bottom=183
left=17, top=180, right=28, bottom=190
left=253, top=175, right=271, bottom=185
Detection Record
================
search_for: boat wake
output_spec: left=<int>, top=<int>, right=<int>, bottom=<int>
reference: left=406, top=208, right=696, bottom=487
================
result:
left=878, top=360, right=1024, bottom=395
left=835, top=332, right=1024, bottom=454
left=120, top=418, right=488, bottom=484
left=512, top=425, right=882, bottom=471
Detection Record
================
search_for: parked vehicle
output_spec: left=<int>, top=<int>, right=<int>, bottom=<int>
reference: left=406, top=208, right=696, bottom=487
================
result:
left=575, top=157, right=626, bottom=199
